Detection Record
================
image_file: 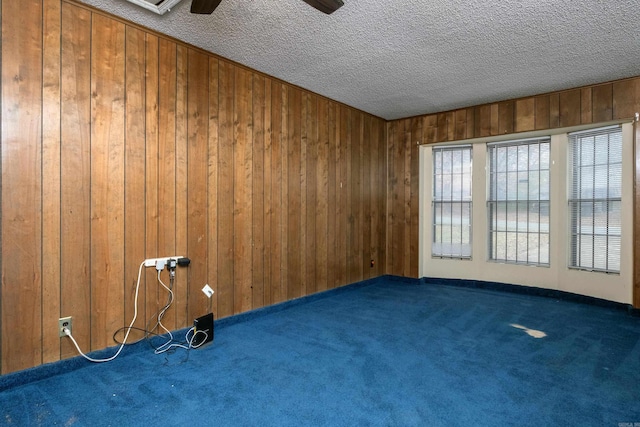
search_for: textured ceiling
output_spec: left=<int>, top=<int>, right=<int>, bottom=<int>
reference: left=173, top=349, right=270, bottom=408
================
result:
left=75, top=0, right=640, bottom=120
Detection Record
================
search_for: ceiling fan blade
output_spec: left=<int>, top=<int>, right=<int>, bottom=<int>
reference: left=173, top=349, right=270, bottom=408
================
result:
left=301, top=0, right=344, bottom=14
left=191, top=0, right=223, bottom=14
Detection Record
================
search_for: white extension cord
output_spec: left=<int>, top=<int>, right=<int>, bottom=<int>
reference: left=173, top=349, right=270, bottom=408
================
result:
left=64, top=258, right=207, bottom=362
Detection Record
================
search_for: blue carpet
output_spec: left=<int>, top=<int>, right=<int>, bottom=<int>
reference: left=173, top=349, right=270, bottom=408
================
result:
left=1, top=276, right=639, bottom=426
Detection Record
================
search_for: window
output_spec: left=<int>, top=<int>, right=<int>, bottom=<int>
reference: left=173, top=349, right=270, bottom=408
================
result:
left=568, top=126, right=622, bottom=273
left=488, top=138, right=550, bottom=265
left=432, top=145, right=472, bottom=258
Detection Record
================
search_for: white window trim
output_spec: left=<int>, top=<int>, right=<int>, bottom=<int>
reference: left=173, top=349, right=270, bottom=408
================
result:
left=419, top=121, right=634, bottom=304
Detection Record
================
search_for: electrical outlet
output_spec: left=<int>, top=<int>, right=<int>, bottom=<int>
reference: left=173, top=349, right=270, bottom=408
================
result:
left=59, top=316, right=72, bottom=337
left=143, top=256, right=184, bottom=268
left=202, top=284, right=214, bottom=298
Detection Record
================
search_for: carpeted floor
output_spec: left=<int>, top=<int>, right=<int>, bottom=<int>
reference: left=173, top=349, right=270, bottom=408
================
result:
left=1, top=276, right=639, bottom=426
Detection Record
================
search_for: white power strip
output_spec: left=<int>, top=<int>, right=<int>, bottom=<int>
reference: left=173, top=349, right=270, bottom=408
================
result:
left=143, top=256, right=185, bottom=268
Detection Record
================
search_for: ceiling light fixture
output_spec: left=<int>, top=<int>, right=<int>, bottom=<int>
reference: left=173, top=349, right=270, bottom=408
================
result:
left=125, top=0, right=184, bottom=15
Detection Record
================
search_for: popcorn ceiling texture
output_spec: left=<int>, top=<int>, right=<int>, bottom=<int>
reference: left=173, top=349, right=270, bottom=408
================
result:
left=77, top=0, right=639, bottom=120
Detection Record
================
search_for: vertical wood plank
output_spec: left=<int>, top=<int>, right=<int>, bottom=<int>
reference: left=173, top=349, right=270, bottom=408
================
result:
left=349, top=110, right=364, bottom=283
left=465, top=108, right=476, bottom=139
left=279, top=84, right=290, bottom=297
left=90, top=13, right=126, bottom=351
left=376, top=120, right=387, bottom=276
left=286, top=87, right=302, bottom=299
left=233, top=66, right=253, bottom=313
left=479, top=105, right=492, bottom=137
left=336, top=105, right=348, bottom=286
left=559, top=89, right=581, bottom=127
left=316, top=97, right=329, bottom=289
left=613, top=78, right=640, bottom=120
left=454, top=109, right=467, bottom=140
left=362, top=115, right=373, bottom=279
left=534, top=95, right=550, bottom=130
left=592, top=83, right=613, bottom=123
left=581, top=87, right=592, bottom=124
left=326, top=101, right=338, bottom=288
left=549, top=93, right=560, bottom=128
left=187, top=48, right=209, bottom=321
left=60, top=3, right=91, bottom=361
left=269, top=82, right=284, bottom=303
left=490, top=104, right=499, bottom=135
left=217, top=60, right=234, bottom=318
left=437, top=113, right=448, bottom=143
left=409, top=118, right=420, bottom=277
left=305, top=95, right=319, bottom=293
left=424, top=114, right=438, bottom=144
left=1, top=0, right=43, bottom=373
left=515, top=98, right=535, bottom=132
left=262, top=79, right=272, bottom=304
left=207, top=56, right=219, bottom=316
left=144, top=34, right=159, bottom=332
left=123, top=26, right=147, bottom=341
left=41, top=0, right=62, bottom=364
left=252, top=73, right=265, bottom=308
left=157, top=38, right=178, bottom=329
left=174, top=45, right=189, bottom=326
left=498, top=101, right=514, bottom=134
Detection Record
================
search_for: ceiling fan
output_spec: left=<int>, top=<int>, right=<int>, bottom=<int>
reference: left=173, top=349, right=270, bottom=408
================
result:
left=191, top=0, right=344, bottom=15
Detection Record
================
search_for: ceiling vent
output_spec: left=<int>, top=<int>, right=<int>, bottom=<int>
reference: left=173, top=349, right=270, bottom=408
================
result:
left=125, top=0, right=184, bottom=15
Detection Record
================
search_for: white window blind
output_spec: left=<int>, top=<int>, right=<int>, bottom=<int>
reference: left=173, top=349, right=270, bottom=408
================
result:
left=432, top=145, right=472, bottom=258
left=568, top=125, right=622, bottom=273
left=487, top=138, right=550, bottom=265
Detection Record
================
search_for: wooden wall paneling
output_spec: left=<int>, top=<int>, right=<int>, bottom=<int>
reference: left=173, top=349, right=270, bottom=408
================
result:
left=326, top=101, right=338, bottom=288
left=144, top=34, right=160, bottom=334
left=123, top=26, right=147, bottom=341
left=216, top=61, right=234, bottom=318
left=90, top=13, right=126, bottom=350
left=349, top=110, right=363, bottom=283
left=280, top=84, right=291, bottom=299
left=534, top=95, right=550, bottom=130
left=454, top=109, right=467, bottom=140
left=377, top=120, right=387, bottom=276
left=402, top=119, right=412, bottom=276
left=362, top=115, right=373, bottom=280
left=232, top=66, right=253, bottom=313
left=1, top=0, right=43, bottom=373
left=465, top=108, right=476, bottom=139
left=252, top=73, right=266, bottom=308
left=479, top=105, right=492, bottom=137
left=206, top=56, right=219, bottom=316
left=424, top=114, right=438, bottom=144
left=498, top=101, right=514, bottom=135
left=174, top=45, right=189, bottom=326
left=335, top=105, right=348, bottom=286
left=592, top=83, right=613, bottom=123
left=581, top=87, right=592, bottom=124
left=613, top=79, right=640, bottom=120
left=316, top=98, right=329, bottom=290
left=262, top=78, right=273, bottom=304
left=233, top=67, right=253, bottom=313
left=388, top=120, right=405, bottom=275
left=269, top=82, right=284, bottom=303
left=303, top=93, right=316, bottom=294
left=436, top=113, right=448, bottom=142
left=515, top=98, right=535, bottom=133
left=549, top=93, right=560, bottom=128
left=286, top=86, right=303, bottom=299
left=490, top=104, right=499, bottom=135
left=559, top=89, right=581, bottom=128
left=186, top=48, right=209, bottom=321
left=41, top=0, right=62, bottom=364
left=409, top=118, right=421, bottom=277
left=60, top=2, right=92, bottom=361
left=157, top=38, right=179, bottom=330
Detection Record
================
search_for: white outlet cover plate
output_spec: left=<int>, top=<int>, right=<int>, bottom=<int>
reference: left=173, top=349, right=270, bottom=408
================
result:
left=202, top=284, right=214, bottom=298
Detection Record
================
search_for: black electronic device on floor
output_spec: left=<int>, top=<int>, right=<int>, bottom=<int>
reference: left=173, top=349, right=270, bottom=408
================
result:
left=192, top=313, right=214, bottom=348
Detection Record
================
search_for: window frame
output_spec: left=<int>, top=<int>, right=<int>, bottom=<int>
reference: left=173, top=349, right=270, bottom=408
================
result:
left=487, top=137, right=551, bottom=266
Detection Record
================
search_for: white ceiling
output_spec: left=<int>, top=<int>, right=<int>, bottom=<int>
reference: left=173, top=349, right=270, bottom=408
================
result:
left=76, top=0, right=640, bottom=120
